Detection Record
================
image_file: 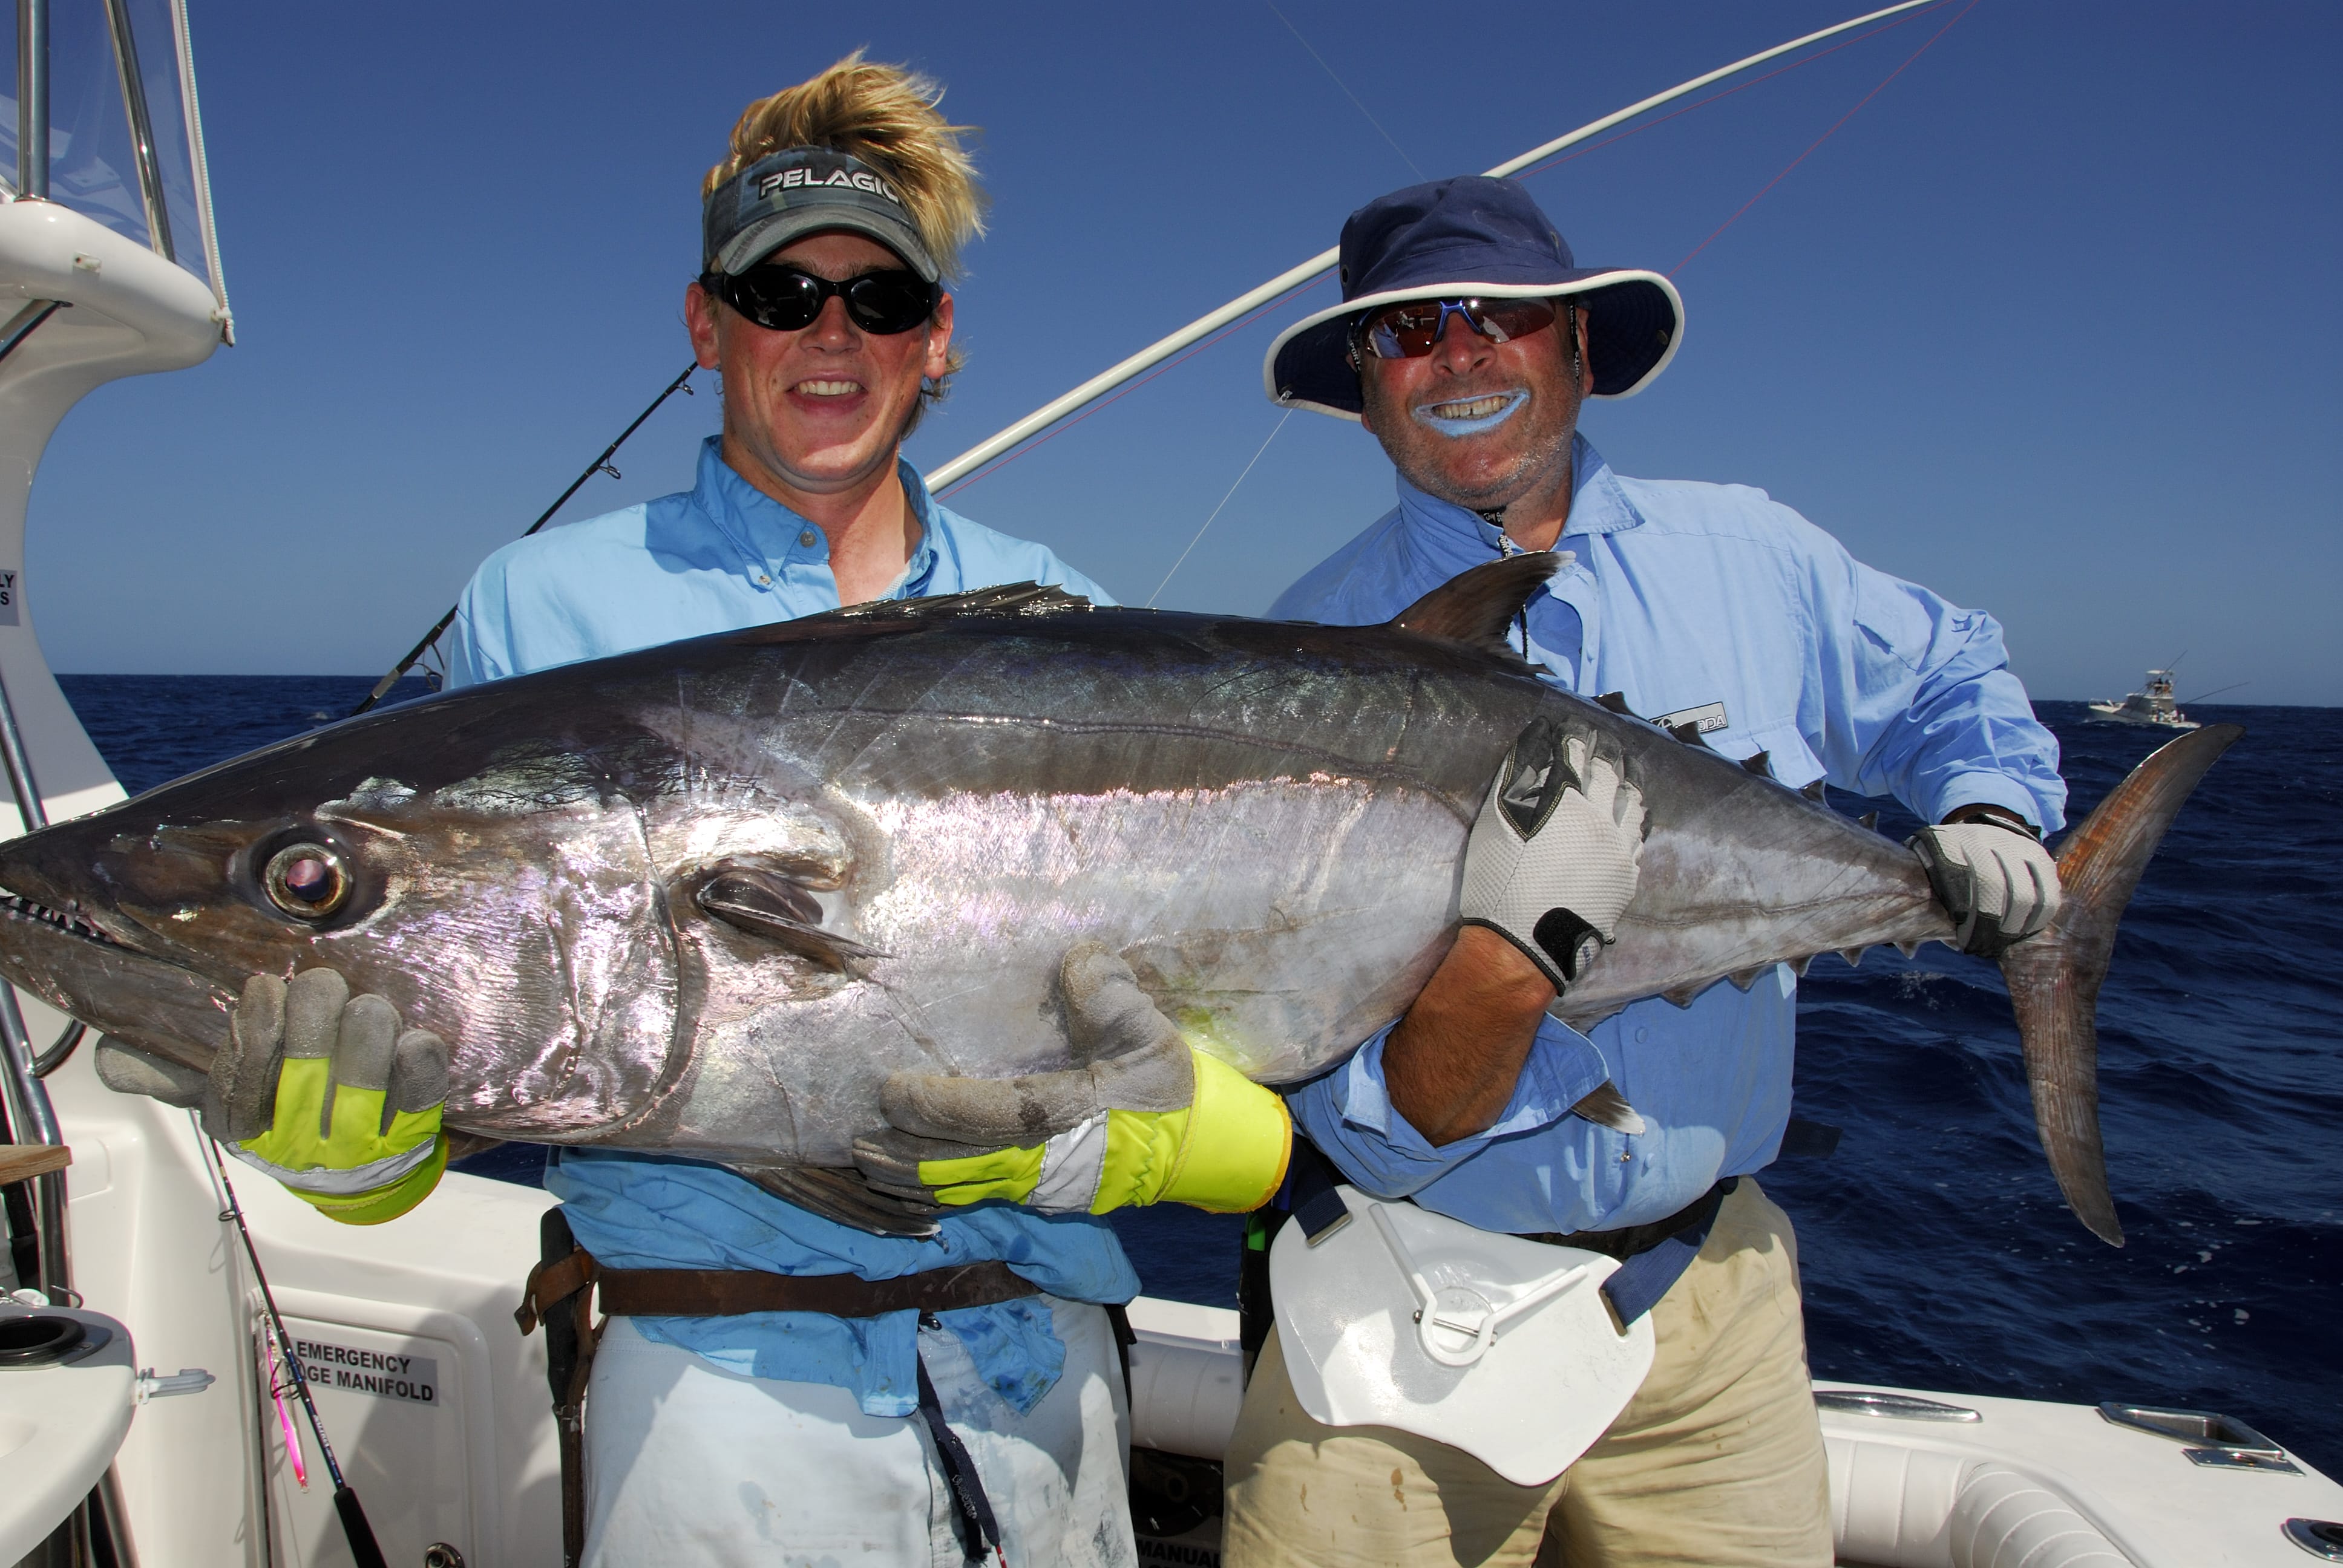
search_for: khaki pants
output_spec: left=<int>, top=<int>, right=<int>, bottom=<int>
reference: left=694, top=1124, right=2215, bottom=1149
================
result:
left=1221, top=1180, right=1830, bottom=1568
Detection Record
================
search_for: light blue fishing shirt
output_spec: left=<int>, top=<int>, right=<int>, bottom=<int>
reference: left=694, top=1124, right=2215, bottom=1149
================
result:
left=445, top=436, right=1139, bottom=1418
left=1271, top=435, right=2066, bottom=1237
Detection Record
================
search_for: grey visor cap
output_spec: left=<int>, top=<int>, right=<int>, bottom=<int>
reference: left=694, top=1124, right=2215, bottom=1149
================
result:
left=702, top=147, right=941, bottom=283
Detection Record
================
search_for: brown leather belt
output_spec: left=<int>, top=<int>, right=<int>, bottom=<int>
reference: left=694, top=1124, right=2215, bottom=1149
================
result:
left=516, top=1249, right=1038, bottom=1331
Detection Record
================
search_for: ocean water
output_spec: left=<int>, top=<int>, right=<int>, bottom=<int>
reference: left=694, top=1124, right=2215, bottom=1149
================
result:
left=56, top=675, right=2343, bottom=1475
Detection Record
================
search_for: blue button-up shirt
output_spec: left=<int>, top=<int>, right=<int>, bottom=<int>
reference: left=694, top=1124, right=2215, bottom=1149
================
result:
left=445, top=437, right=1140, bottom=1417
left=1272, top=436, right=2066, bottom=1237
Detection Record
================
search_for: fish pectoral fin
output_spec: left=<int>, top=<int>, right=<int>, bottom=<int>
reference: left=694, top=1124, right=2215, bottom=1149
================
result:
left=696, top=869, right=888, bottom=971
left=1569, top=1081, right=1647, bottom=1135
left=1388, top=554, right=1561, bottom=662
left=731, top=1163, right=942, bottom=1238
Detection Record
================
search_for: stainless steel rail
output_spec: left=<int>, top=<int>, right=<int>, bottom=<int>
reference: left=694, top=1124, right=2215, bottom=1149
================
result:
left=0, top=656, right=70, bottom=1308
left=103, top=0, right=178, bottom=261
left=15, top=0, right=49, bottom=200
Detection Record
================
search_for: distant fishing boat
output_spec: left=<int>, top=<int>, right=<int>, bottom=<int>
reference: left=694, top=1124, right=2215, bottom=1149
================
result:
left=2089, top=670, right=2202, bottom=731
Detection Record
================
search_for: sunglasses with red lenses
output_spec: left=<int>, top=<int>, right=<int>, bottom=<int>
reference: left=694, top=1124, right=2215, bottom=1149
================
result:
left=699, top=264, right=940, bottom=336
left=1352, top=296, right=1564, bottom=361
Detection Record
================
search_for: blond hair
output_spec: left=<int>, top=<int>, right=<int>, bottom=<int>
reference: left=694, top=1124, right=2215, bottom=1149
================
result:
left=704, top=52, right=986, bottom=281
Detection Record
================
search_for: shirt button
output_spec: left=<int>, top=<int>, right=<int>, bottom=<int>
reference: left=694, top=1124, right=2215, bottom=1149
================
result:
left=799, top=530, right=817, bottom=548
left=756, top=574, right=771, bottom=586
left=1635, top=1027, right=1649, bottom=1043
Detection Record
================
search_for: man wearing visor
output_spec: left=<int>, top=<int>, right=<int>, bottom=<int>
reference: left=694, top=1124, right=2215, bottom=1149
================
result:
left=98, top=54, right=1291, bottom=1568
left=1218, top=177, right=2067, bottom=1566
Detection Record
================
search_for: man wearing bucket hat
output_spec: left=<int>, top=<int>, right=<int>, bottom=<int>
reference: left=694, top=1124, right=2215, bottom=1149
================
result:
left=100, top=53, right=1289, bottom=1568
left=1217, top=177, right=2067, bottom=1566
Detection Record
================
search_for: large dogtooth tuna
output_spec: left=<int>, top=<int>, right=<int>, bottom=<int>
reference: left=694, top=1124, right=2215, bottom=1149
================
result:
left=0, top=557, right=2233, bottom=1241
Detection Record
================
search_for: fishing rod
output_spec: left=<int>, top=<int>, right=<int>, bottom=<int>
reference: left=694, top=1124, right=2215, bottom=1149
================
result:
left=926, top=0, right=1945, bottom=492
left=350, top=361, right=701, bottom=717
left=197, top=1126, right=391, bottom=1568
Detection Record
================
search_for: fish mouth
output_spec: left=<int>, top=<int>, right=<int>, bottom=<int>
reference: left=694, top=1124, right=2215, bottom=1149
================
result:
left=0, top=881, right=234, bottom=1065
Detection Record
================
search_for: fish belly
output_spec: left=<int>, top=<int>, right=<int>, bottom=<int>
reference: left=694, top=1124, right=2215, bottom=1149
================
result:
left=637, top=774, right=1467, bottom=1166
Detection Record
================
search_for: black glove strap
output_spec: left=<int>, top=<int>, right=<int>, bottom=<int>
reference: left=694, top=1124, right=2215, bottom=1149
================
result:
left=1532, top=908, right=1601, bottom=983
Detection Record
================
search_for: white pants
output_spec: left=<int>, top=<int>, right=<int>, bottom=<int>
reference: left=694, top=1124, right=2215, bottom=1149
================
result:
left=582, top=1298, right=1136, bottom=1567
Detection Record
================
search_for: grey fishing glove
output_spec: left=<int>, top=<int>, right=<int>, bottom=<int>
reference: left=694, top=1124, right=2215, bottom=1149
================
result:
left=853, top=944, right=1291, bottom=1215
left=1909, top=812, right=2062, bottom=958
left=1459, top=719, right=1648, bottom=992
left=96, top=969, right=449, bottom=1224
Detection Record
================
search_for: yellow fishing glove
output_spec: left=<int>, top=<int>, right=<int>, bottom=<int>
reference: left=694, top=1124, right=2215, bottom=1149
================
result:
left=214, top=969, right=448, bottom=1224
left=854, top=944, right=1291, bottom=1215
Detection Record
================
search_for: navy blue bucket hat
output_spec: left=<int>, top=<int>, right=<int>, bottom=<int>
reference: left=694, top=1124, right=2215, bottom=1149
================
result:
left=1265, top=177, right=1683, bottom=419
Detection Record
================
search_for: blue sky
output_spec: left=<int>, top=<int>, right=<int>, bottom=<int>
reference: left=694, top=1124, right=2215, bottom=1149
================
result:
left=26, top=0, right=2341, bottom=704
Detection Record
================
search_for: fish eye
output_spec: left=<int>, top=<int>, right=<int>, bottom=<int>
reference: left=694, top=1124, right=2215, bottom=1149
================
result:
left=261, top=843, right=350, bottom=920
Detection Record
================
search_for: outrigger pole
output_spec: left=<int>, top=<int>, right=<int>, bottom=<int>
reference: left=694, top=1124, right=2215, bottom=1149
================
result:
left=925, top=0, right=1943, bottom=492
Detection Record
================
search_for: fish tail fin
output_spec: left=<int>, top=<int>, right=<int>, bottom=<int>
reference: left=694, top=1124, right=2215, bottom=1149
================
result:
left=1999, top=723, right=2243, bottom=1246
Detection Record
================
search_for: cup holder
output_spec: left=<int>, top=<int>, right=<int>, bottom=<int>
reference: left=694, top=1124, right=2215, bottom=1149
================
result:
left=0, top=1313, right=90, bottom=1367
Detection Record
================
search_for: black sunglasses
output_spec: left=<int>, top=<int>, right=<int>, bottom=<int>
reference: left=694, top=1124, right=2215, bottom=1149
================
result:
left=698, top=264, right=940, bottom=336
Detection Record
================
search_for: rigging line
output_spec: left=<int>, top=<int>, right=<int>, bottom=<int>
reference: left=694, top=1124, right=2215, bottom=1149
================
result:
left=1147, top=408, right=1294, bottom=607
left=1512, top=2, right=1950, bottom=185
left=937, top=275, right=1328, bottom=498
left=929, top=2, right=1941, bottom=492
left=351, top=360, right=701, bottom=717
left=939, top=8, right=1940, bottom=506
left=1671, top=0, right=1980, bottom=276
left=1263, top=0, right=1426, bottom=180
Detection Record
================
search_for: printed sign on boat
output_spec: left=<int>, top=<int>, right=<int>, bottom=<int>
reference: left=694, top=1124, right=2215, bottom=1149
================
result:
left=291, top=1336, right=440, bottom=1407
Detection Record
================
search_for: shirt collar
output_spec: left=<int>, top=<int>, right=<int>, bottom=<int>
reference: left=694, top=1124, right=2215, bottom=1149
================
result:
left=689, top=436, right=940, bottom=596
left=1392, top=433, right=1647, bottom=556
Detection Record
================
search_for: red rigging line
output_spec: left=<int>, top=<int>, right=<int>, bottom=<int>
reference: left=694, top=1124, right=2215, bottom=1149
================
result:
left=1512, top=0, right=1955, bottom=185
left=937, top=0, right=1966, bottom=500
left=1672, top=0, right=1981, bottom=276
left=937, top=279, right=1328, bottom=500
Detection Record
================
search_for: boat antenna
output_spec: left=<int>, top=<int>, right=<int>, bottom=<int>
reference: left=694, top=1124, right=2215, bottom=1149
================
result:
left=196, top=1124, right=392, bottom=1568
left=349, top=361, right=701, bottom=717
left=925, top=0, right=1947, bottom=492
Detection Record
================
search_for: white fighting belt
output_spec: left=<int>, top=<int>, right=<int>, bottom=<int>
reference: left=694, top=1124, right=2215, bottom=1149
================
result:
left=1270, top=1186, right=1656, bottom=1486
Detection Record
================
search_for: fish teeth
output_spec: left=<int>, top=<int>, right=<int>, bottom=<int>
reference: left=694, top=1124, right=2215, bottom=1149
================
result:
left=1, top=891, right=117, bottom=945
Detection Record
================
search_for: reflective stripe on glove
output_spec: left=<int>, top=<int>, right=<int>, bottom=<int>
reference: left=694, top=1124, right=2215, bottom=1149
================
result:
left=97, top=968, right=449, bottom=1224
left=1909, top=815, right=2062, bottom=958
left=854, top=944, right=1292, bottom=1215
left=1459, top=719, right=1648, bottom=993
